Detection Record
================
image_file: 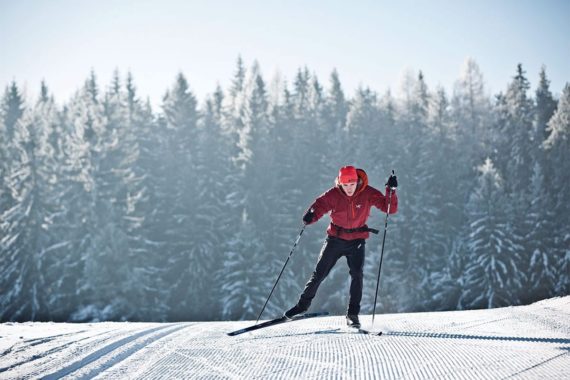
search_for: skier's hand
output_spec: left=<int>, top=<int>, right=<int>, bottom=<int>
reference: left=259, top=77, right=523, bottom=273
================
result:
left=386, top=174, right=398, bottom=189
left=303, top=209, right=315, bottom=225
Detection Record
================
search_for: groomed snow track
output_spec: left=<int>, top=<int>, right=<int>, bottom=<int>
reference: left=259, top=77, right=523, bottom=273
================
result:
left=0, top=297, right=568, bottom=379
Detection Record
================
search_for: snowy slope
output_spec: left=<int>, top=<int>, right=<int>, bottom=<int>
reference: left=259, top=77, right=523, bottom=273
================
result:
left=0, top=297, right=568, bottom=379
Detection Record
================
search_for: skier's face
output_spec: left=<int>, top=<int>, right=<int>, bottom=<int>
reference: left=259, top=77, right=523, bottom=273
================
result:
left=341, top=181, right=357, bottom=196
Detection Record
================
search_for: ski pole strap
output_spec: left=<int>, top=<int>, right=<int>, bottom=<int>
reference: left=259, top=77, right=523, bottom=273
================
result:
left=331, top=223, right=380, bottom=235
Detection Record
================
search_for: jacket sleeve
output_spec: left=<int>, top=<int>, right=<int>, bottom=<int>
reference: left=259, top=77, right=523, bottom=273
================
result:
left=371, top=187, right=398, bottom=214
left=305, top=188, right=336, bottom=224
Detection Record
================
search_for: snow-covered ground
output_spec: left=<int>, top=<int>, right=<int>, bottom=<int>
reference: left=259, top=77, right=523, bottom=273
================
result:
left=0, top=297, right=568, bottom=379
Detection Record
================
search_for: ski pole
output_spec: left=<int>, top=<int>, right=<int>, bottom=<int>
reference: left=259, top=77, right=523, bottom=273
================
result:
left=256, top=224, right=307, bottom=324
left=372, top=170, right=395, bottom=327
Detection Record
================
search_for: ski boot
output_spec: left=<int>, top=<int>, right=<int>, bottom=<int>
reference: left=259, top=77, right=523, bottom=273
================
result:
left=346, top=314, right=361, bottom=328
left=284, top=304, right=308, bottom=320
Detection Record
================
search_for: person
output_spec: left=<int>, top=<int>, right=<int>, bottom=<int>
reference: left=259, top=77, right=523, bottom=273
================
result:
left=284, top=165, right=398, bottom=328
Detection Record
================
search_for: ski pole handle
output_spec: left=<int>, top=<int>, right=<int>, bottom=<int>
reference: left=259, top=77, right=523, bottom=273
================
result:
left=386, top=169, right=397, bottom=192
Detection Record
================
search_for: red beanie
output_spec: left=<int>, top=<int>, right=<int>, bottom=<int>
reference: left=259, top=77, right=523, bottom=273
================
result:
left=338, top=166, right=358, bottom=184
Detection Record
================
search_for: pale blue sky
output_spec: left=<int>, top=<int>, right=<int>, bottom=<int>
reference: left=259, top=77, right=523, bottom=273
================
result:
left=1, top=0, right=569, bottom=109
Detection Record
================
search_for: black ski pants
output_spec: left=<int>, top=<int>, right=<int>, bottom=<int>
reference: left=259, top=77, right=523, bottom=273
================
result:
left=297, top=235, right=365, bottom=315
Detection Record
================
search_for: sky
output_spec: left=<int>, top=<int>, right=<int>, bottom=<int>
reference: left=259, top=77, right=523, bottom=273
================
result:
left=1, top=0, right=569, bottom=109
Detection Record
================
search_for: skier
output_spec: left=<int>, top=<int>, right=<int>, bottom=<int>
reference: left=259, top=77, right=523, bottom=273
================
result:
left=284, top=165, right=398, bottom=328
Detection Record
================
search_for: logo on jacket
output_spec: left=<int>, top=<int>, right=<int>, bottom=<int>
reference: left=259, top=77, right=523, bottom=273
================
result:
left=356, top=204, right=362, bottom=209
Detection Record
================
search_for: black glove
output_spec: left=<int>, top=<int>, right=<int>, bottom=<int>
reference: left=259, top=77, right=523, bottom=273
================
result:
left=303, top=209, right=315, bottom=225
left=386, top=174, right=398, bottom=189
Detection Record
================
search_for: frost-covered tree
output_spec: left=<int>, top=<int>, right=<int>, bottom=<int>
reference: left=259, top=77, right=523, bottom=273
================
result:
left=0, top=82, right=66, bottom=321
left=422, top=87, right=465, bottom=310
left=523, top=162, right=557, bottom=303
left=533, top=68, right=558, bottom=220
left=543, top=83, right=570, bottom=296
left=158, top=73, right=213, bottom=320
left=452, top=58, right=491, bottom=161
left=534, top=67, right=558, bottom=147
left=1, top=81, right=25, bottom=140
left=1, top=82, right=26, bottom=215
left=121, top=72, right=170, bottom=321
left=461, top=159, right=523, bottom=309
left=69, top=74, right=137, bottom=321
left=259, top=84, right=309, bottom=313
left=50, top=85, right=100, bottom=320
left=346, top=86, right=381, bottom=166
left=502, top=64, right=535, bottom=193
left=393, top=71, right=438, bottom=311
left=219, top=210, right=270, bottom=320
left=497, top=65, right=537, bottom=299
left=324, top=69, right=349, bottom=153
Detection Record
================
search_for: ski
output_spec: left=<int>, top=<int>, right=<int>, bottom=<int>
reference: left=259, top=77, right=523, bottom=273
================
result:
left=227, top=311, right=329, bottom=336
left=345, top=326, right=383, bottom=336
left=359, top=328, right=383, bottom=336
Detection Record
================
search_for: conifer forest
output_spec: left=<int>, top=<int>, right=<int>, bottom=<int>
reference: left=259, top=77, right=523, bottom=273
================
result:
left=1, top=58, right=568, bottom=322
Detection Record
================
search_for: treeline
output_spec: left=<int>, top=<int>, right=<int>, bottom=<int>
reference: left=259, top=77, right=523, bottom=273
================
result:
left=0, top=58, right=568, bottom=322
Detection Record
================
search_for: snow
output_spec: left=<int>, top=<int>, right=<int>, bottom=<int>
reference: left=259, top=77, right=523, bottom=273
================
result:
left=0, top=297, right=568, bottom=379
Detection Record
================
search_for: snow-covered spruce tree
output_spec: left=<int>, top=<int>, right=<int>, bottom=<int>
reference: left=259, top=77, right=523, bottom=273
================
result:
left=346, top=86, right=382, bottom=167
left=502, top=64, right=535, bottom=193
left=269, top=80, right=313, bottom=313
left=242, top=63, right=292, bottom=316
left=460, top=158, right=523, bottom=309
left=50, top=82, right=99, bottom=321
left=451, top=58, right=491, bottom=162
left=523, top=68, right=558, bottom=304
left=220, top=56, right=247, bottom=171
left=423, top=87, right=464, bottom=310
left=66, top=72, right=140, bottom=321
left=30, top=83, right=75, bottom=321
left=220, top=62, right=279, bottom=319
left=158, top=73, right=208, bottom=321
left=1, top=81, right=25, bottom=140
left=203, top=86, right=244, bottom=319
left=0, top=81, right=68, bottom=321
left=534, top=67, right=557, bottom=171
left=257, top=81, right=307, bottom=315
left=323, top=69, right=349, bottom=166
left=238, top=62, right=273, bottom=231
left=451, top=58, right=491, bottom=216
left=100, top=71, right=147, bottom=319
left=121, top=72, right=170, bottom=321
left=504, top=65, right=538, bottom=299
left=60, top=74, right=105, bottom=321
left=131, top=93, right=171, bottom=321
left=393, top=71, right=438, bottom=312
left=523, top=162, right=557, bottom=303
left=490, top=92, right=509, bottom=171
left=447, top=60, right=493, bottom=310
left=0, top=82, right=25, bottom=217
left=220, top=209, right=266, bottom=320
left=542, top=83, right=570, bottom=296
left=307, top=72, right=333, bottom=188
left=217, top=58, right=253, bottom=319
left=0, top=121, right=8, bottom=319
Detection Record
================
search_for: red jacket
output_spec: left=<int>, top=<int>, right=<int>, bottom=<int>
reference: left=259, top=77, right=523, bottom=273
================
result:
left=306, top=168, right=398, bottom=240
